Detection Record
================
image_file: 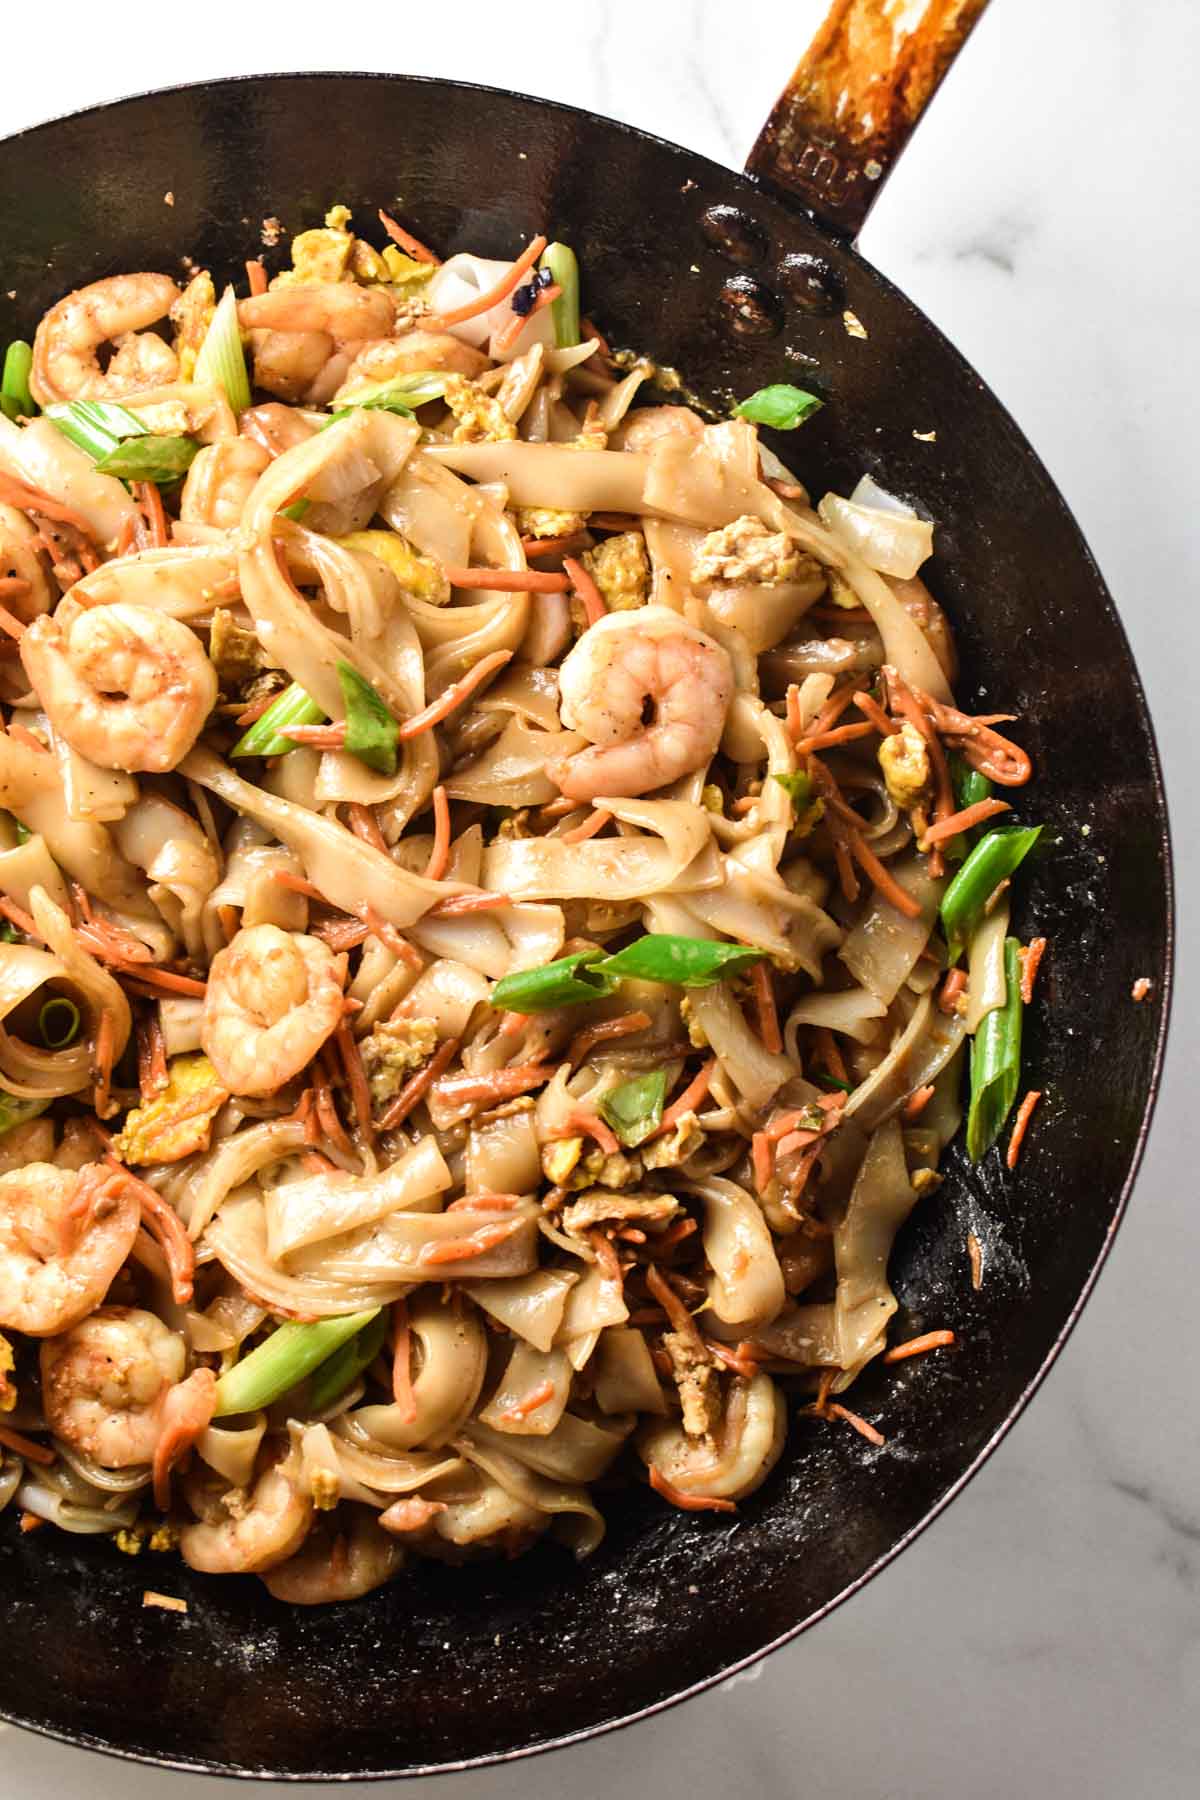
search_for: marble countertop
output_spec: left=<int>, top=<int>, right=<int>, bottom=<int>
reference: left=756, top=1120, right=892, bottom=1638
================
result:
left=2, top=1, right=1196, bottom=1793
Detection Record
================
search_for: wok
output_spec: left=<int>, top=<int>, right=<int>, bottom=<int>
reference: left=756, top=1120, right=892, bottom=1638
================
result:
left=0, top=1, right=1172, bottom=1779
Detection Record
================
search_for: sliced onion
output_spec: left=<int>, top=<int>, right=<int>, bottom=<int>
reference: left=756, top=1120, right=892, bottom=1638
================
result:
left=818, top=492, right=934, bottom=581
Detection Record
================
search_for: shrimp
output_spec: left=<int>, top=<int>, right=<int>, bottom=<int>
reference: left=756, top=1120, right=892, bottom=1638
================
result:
left=239, top=286, right=396, bottom=405
left=335, top=330, right=489, bottom=401
left=180, top=437, right=271, bottom=530
left=40, top=1305, right=185, bottom=1466
left=0, top=503, right=54, bottom=622
left=19, top=602, right=218, bottom=773
left=30, top=273, right=181, bottom=406
left=0, top=1161, right=139, bottom=1337
left=549, top=605, right=734, bottom=800
left=261, top=1506, right=404, bottom=1605
left=180, top=1450, right=313, bottom=1575
left=201, top=923, right=347, bottom=1097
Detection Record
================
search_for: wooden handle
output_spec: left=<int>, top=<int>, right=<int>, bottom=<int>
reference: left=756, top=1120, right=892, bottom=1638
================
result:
left=744, top=0, right=991, bottom=239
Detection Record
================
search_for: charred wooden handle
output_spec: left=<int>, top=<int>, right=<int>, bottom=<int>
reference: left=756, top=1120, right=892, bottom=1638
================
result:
left=745, top=0, right=991, bottom=239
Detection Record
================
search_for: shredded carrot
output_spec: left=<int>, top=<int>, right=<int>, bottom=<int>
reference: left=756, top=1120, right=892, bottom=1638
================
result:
left=279, top=722, right=347, bottom=750
left=919, top=688, right=1032, bottom=787
left=883, top=1329, right=956, bottom=1364
left=446, top=1192, right=522, bottom=1212
left=563, top=554, right=606, bottom=627
left=967, top=1231, right=983, bottom=1290
left=849, top=832, right=922, bottom=918
left=1020, top=936, right=1047, bottom=1005
left=1131, top=976, right=1152, bottom=1002
left=938, top=968, right=967, bottom=1014
left=398, top=649, right=514, bottom=740
left=851, top=689, right=900, bottom=736
left=424, top=784, right=451, bottom=882
left=120, top=968, right=208, bottom=999
left=361, top=907, right=424, bottom=968
left=648, top=1216, right=697, bottom=1255
left=644, top=1263, right=700, bottom=1341
left=493, top=281, right=561, bottom=353
left=302, top=1150, right=337, bottom=1176
left=0, top=575, right=31, bottom=600
left=902, top=1084, right=935, bottom=1122
left=312, top=1055, right=355, bottom=1159
left=567, top=1107, right=620, bottom=1157
left=655, top=1058, right=716, bottom=1138
left=440, top=565, right=570, bottom=593
left=805, top=684, right=859, bottom=741
left=0, top=603, right=28, bottom=639
left=0, top=1423, right=55, bottom=1466
left=538, top=794, right=579, bottom=819
left=521, top=532, right=590, bottom=558
left=826, top=1402, right=886, bottom=1447
left=561, top=807, right=613, bottom=845
left=792, top=719, right=878, bottom=755
left=0, top=471, right=101, bottom=539
left=567, top=1009, right=651, bottom=1065
left=245, top=259, right=268, bottom=294
left=346, top=802, right=389, bottom=855
left=93, top=1010, right=115, bottom=1117
left=421, top=1219, right=522, bottom=1265
left=19, top=1511, right=44, bottom=1532
left=377, top=210, right=439, bottom=264
left=705, top=1339, right=761, bottom=1380
left=501, top=1379, right=556, bottom=1420
left=152, top=1369, right=216, bottom=1510
left=431, top=1064, right=553, bottom=1112
left=7, top=722, right=46, bottom=754
left=815, top=1026, right=848, bottom=1086
left=105, top=1157, right=194, bottom=1305
left=749, top=961, right=782, bottom=1055
left=784, top=684, right=804, bottom=741
left=1005, top=1088, right=1042, bottom=1169
left=114, top=513, right=138, bottom=557
left=391, top=1299, right=418, bottom=1421
left=751, top=1131, right=774, bottom=1195
left=425, top=234, right=547, bottom=329
left=334, top=1021, right=375, bottom=1144
left=774, top=1128, right=822, bottom=1159
left=765, top=477, right=807, bottom=501
left=426, top=890, right=512, bottom=917
left=136, top=1012, right=170, bottom=1104
left=649, top=1466, right=737, bottom=1514
left=234, top=688, right=281, bottom=728
left=134, top=482, right=169, bottom=550
left=377, top=1036, right=461, bottom=1129
left=923, top=796, right=1011, bottom=846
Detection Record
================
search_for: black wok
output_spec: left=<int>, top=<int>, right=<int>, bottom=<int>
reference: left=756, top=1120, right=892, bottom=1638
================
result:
left=0, top=5, right=1173, bottom=1779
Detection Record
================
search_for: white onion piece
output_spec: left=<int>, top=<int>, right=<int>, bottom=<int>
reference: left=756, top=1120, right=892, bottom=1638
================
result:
left=818, top=492, right=933, bottom=581
left=964, top=897, right=1011, bottom=1034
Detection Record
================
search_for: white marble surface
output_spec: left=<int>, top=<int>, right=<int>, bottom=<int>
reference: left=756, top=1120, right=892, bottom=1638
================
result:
left=1, top=0, right=1196, bottom=1793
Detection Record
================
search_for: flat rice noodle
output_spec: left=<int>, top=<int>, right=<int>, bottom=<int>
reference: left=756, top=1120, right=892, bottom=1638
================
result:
left=0, top=832, right=71, bottom=914
left=182, top=748, right=463, bottom=926
left=478, top=1343, right=573, bottom=1436
left=443, top=718, right=586, bottom=807
left=637, top=1371, right=783, bottom=1501
left=183, top=1116, right=310, bottom=1239
left=683, top=846, right=841, bottom=979
left=392, top=958, right=486, bottom=1040
left=454, top=1432, right=606, bottom=1558
left=833, top=1116, right=917, bottom=1374
left=750, top=1302, right=841, bottom=1366
left=265, top=1137, right=451, bottom=1261
left=38, top=714, right=137, bottom=824
left=285, top=1206, right=539, bottom=1284
left=964, top=897, right=1010, bottom=1033
left=427, top=441, right=650, bottom=516
left=463, top=1412, right=632, bottom=1485
left=69, top=541, right=239, bottom=618
left=350, top=1291, right=487, bottom=1451
left=424, top=590, right=530, bottom=699
left=30, top=884, right=131, bottom=1068
left=410, top=901, right=564, bottom=981
left=843, top=993, right=967, bottom=1131
left=838, top=854, right=942, bottom=1005
left=473, top=663, right=562, bottom=732
left=331, top=1436, right=465, bottom=1500
left=818, top=492, right=934, bottom=581
left=0, top=937, right=92, bottom=1097
left=643, top=518, right=702, bottom=611
left=554, top=1259, right=629, bottom=1346
left=379, top=452, right=478, bottom=569
left=693, top=1176, right=785, bottom=1330
left=0, top=735, right=153, bottom=916
left=465, top=1105, right=541, bottom=1197
left=482, top=797, right=715, bottom=903
left=784, top=986, right=887, bottom=1049
left=463, top=1269, right=579, bottom=1354
left=642, top=420, right=769, bottom=529
left=0, top=413, right=135, bottom=545
left=197, top=1412, right=267, bottom=1487
left=593, top=1327, right=667, bottom=1415
left=113, top=794, right=220, bottom=959
left=159, top=996, right=204, bottom=1057
left=682, top=979, right=793, bottom=1110
left=205, top=1195, right=415, bottom=1315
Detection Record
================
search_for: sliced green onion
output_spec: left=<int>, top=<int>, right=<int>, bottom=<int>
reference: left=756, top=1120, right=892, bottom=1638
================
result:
left=307, top=1310, right=389, bottom=1414
left=212, top=1310, right=380, bottom=1418
left=598, top=1069, right=667, bottom=1148
left=193, top=284, right=252, bottom=415
left=0, top=921, right=18, bottom=944
left=1, top=342, right=36, bottom=420
left=945, top=754, right=994, bottom=862
left=733, top=383, right=823, bottom=430
left=941, top=826, right=1041, bottom=960
left=490, top=950, right=619, bottom=1014
left=0, top=1089, right=51, bottom=1139
left=93, top=435, right=199, bottom=484
left=538, top=243, right=581, bottom=348
left=332, top=370, right=449, bottom=415
left=966, top=937, right=1023, bottom=1161
left=772, top=770, right=814, bottom=810
left=38, top=996, right=81, bottom=1049
left=279, top=498, right=311, bottom=523
left=597, top=933, right=766, bottom=987
left=231, top=682, right=325, bottom=758
left=337, top=661, right=398, bottom=775
left=45, top=399, right=148, bottom=461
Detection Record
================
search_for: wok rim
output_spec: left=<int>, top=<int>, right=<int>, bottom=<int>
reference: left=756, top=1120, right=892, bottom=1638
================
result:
left=0, top=67, right=1176, bottom=1782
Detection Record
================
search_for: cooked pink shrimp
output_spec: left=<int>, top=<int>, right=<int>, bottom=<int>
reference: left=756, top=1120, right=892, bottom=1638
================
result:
left=40, top=1306, right=185, bottom=1466
left=30, top=273, right=181, bottom=406
left=261, top=1507, right=405, bottom=1605
left=180, top=437, right=272, bottom=530
left=201, top=923, right=347, bottom=1097
left=0, top=1162, right=139, bottom=1338
left=180, top=1452, right=313, bottom=1575
left=549, top=605, right=733, bottom=800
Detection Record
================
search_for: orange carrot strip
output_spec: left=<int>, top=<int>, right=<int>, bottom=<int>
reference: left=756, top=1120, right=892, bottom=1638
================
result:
left=1020, top=936, right=1047, bottom=1005
left=654, top=1057, right=717, bottom=1137
left=521, top=532, right=590, bottom=558
left=785, top=683, right=804, bottom=742
left=922, top=797, right=1011, bottom=846
left=774, top=1128, right=823, bottom=1159
left=792, top=720, right=877, bottom=755
left=704, top=1339, right=761, bottom=1380
left=751, top=1131, right=774, bottom=1195
left=245, top=259, right=268, bottom=295
left=493, top=282, right=561, bottom=353
left=0, top=576, right=31, bottom=599
left=361, top=907, right=424, bottom=968
left=501, top=1380, right=556, bottom=1420
left=135, top=482, right=169, bottom=550
left=563, top=554, right=606, bottom=627
left=826, top=1402, right=885, bottom=1447
left=426, top=891, right=512, bottom=917
left=398, top=650, right=514, bottom=740
left=815, top=1026, right=848, bottom=1086
left=440, top=565, right=570, bottom=594
left=901, top=1084, right=935, bottom=1122
left=280, top=722, right=347, bottom=750
left=852, top=690, right=900, bottom=736
left=0, top=603, right=27, bottom=639
left=938, top=968, right=967, bottom=1014
left=649, top=1466, right=737, bottom=1513
left=749, top=961, right=782, bottom=1055
left=883, top=1329, right=956, bottom=1364
left=1005, top=1089, right=1042, bottom=1170
left=568, top=1107, right=620, bottom=1157
left=804, top=684, right=858, bottom=741
left=391, top=1299, right=418, bottom=1422
left=106, top=1157, right=194, bottom=1305
left=377, top=210, right=439, bottom=264
left=431, top=1064, right=553, bottom=1111
left=93, top=1010, right=115, bottom=1117
left=0, top=471, right=100, bottom=538
left=567, top=1010, right=652, bottom=1066
left=346, top=802, right=389, bottom=855
left=426, top=234, right=547, bottom=329
left=234, top=688, right=281, bottom=729
left=561, top=807, right=613, bottom=845
left=446, top=1193, right=522, bottom=1211
left=421, top=1220, right=522, bottom=1265
left=7, top=722, right=47, bottom=753
left=424, top=784, right=451, bottom=882
left=120, top=968, right=208, bottom=998
left=334, top=1021, right=375, bottom=1144
left=0, top=1423, right=54, bottom=1466
left=377, top=1037, right=461, bottom=1129
left=849, top=832, right=922, bottom=918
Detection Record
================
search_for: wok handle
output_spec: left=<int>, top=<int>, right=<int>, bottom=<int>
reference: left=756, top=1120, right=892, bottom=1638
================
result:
left=744, top=0, right=991, bottom=239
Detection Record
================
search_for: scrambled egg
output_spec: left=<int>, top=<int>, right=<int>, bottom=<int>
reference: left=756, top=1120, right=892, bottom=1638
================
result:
left=170, top=271, right=216, bottom=381
left=516, top=506, right=588, bottom=540
left=679, top=995, right=709, bottom=1049
left=878, top=721, right=930, bottom=810
left=334, top=530, right=451, bottom=605
left=442, top=375, right=516, bottom=445
left=692, top=514, right=803, bottom=587
left=209, top=610, right=267, bottom=688
left=541, top=1142, right=644, bottom=1191
left=310, top=1468, right=340, bottom=1511
left=641, top=1113, right=705, bottom=1170
left=112, top=1055, right=229, bottom=1166
left=663, top=1333, right=719, bottom=1438
left=825, top=568, right=861, bottom=610
left=0, top=1331, right=15, bottom=1413
left=583, top=532, right=650, bottom=611
left=359, top=1019, right=438, bottom=1109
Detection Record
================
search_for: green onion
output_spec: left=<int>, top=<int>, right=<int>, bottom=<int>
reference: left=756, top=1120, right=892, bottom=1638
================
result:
left=212, top=1310, right=380, bottom=1418
left=14, top=822, right=30, bottom=845
left=0, top=1089, right=51, bottom=1139
left=772, top=770, right=814, bottom=810
left=38, top=996, right=81, bottom=1049
left=193, top=284, right=252, bottom=414
left=733, top=383, right=823, bottom=430
left=538, top=243, right=581, bottom=348
left=814, top=1072, right=854, bottom=1095
left=945, top=755, right=994, bottom=862
left=332, top=370, right=449, bottom=415
left=1, top=342, right=36, bottom=420
left=966, top=937, right=1023, bottom=1161
left=231, top=682, right=325, bottom=758
left=307, top=1310, right=389, bottom=1414
left=93, top=435, right=199, bottom=483
left=941, top=826, right=1042, bottom=960
left=598, top=1070, right=667, bottom=1148
left=0, top=922, right=18, bottom=943
left=491, top=950, right=619, bottom=1014
left=597, top=933, right=766, bottom=987
left=279, top=499, right=311, bottom=523
left=337, top=661, right=398, bottom=775
left=46, top=399, right=148, bottom=460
